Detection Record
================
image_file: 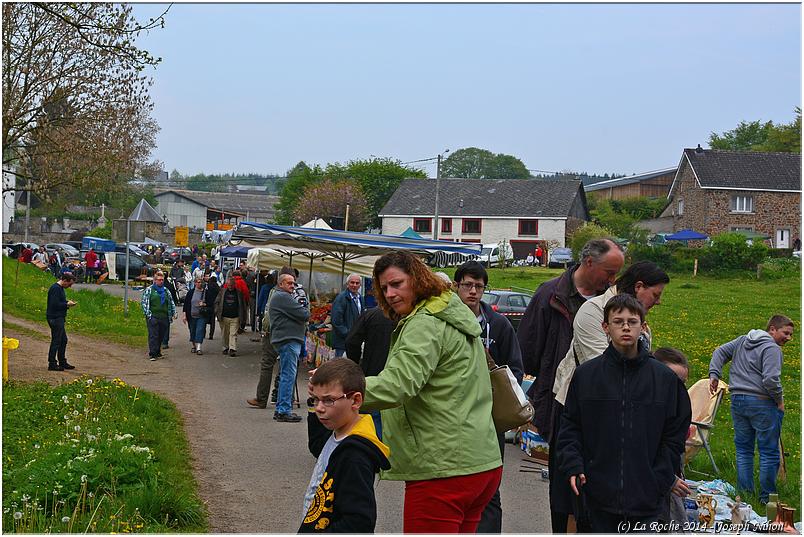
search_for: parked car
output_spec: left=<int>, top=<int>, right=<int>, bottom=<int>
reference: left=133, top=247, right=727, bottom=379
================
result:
left=3, top=242, right=39, bottom=259
left=162, top=247, right=194, bottom=265
left=481, top=290, right=532, bottom=331
left=649, top=233, right=671, bottom=247
left=548, top=247, right=574, bottom=268
left=479, top=242, right=514, bottom=267
left=44, top=243, right=80, bottom=257
left=78, top=250, right=154, bottom=281
left=63, top=241, right=84, bottom=251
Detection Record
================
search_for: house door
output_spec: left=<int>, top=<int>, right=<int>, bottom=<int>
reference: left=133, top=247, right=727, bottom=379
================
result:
left=776, top=229, right=790, bottom=249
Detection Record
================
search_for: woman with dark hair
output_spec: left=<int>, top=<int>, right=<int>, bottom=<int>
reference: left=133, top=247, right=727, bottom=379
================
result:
left=361, top=251, right=502, bottom=533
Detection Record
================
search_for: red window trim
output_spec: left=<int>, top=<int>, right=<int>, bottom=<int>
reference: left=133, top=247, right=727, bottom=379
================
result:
left=462, top=218, right=482, bottom=234
left=441, top=218, right=452, bottom=233
left=461, top=238, right=482, bottom=243
left=518, top=219, right=538, bottom=236
left=413, top=218, right=432, bottom=233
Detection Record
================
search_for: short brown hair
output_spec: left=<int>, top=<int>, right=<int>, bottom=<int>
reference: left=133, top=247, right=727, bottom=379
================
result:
left=767, top=315, right=794, bottom=331
left=310, top=358, right=365, bottom=395
left=654, top=347, right=689, bottom=371
left=60, top=272, right=76, bottom=283
left=372, top=251, right=449, bottom=321
left=603, top=293, right=645, bottom=323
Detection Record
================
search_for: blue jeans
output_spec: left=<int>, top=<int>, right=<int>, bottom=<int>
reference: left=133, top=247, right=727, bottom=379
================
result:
left=189, top=316, right=207, bottom=344
left=276, top=341, right=302, bottom=415
left=731, top=394, right=783, bottom=501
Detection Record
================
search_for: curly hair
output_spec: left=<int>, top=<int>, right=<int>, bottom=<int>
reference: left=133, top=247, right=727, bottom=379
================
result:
left=372, top=251, right=449, bottom=321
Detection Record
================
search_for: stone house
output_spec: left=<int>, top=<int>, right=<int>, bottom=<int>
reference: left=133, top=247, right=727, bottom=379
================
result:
left=379, top=178, right=589, bottom=258
left=662, top=147, right=801, bottom=248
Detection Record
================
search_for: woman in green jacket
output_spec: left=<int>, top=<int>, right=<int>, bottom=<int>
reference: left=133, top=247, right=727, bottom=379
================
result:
left=362, top=251, right=502, bottom=533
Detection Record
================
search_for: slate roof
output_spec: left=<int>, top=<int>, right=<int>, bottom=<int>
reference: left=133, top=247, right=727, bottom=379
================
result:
left=684, top=149, right=801, bottom=191
left=128, top=199, right=163, bottom=222
left=379, top=178, right=584, bottom=217
left=154, top=189, right=280, bottom=216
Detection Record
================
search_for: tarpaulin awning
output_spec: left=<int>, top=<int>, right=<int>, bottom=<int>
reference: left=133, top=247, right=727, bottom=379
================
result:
left=666, top=229, right=709, bottom=241
left=399, top=227, right=423, bottom=239
left=220, top=245, right=251, bottom=258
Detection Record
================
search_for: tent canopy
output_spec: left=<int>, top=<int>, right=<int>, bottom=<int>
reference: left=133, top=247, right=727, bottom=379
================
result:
left=666, top=229, right=709, bottom=241
left=300, top=218, right=333, bottom=230
left=400, top=226, right=423, bottom=239
left=231, top=222, right=482, bottom=260
left=220, top=245, right=251, bottom=258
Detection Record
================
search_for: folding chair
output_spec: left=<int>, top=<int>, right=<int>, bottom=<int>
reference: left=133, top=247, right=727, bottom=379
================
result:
left=684, top=378, right=729, bottom=475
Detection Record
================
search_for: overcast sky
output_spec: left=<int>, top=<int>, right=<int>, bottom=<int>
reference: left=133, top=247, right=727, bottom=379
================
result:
left=132, top=3, right=801, bottom=178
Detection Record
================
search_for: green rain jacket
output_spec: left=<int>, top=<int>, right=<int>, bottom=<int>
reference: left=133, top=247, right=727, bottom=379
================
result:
left=363, top=290, right=502, bottom=481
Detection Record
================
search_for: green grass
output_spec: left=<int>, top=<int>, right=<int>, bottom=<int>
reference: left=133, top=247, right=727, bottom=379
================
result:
left=2, top=376, right=208, bottom=533
left=3, top=321, right=50, bottom=342
left=468, top=266, right=801, bottom=514
left=2, top=260, right=147, bottom=348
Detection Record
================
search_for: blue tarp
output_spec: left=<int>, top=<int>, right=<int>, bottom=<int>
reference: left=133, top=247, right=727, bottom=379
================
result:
left=399, top=227, right=423, bottom=239
left=219, top=245, right=251, bottom=258
left=666, top=229, right=708, bottom=241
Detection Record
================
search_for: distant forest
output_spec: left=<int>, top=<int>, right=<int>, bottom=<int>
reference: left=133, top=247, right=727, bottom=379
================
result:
left=161, top=170, right=285, bottom=193
left=531, top=172, right=628, bottom=184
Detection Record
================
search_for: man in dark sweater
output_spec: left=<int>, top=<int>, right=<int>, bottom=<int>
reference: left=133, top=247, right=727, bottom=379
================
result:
left=46, top=273, right=77, bottom=371
left=558, top=294, right=690, bottom=533
left=269, top=272, right=310, bottom=423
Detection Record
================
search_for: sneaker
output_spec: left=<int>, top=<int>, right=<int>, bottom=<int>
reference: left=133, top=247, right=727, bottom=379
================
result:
left=48, top=364, right=64, bottom=371
left=246, top=398, right=267, bottom=409
left=274, top=413, right=303, bottom=423
left=222, top=348, right=229, bottom=355
left=60, top=363, right=76, bottom=370
left=191, top=348, right=196, bottom=354
left=196, top=350, right=203, bottom=356
left=149, top=356, right=157, bottom=361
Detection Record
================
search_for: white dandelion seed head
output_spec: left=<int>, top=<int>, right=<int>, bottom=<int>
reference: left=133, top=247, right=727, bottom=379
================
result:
left=13, top=512, right=22, bottom=520
left=72, top=410, right=79, bottom=416
left=62, top=396, right=69, bottom=403
left=61, top=516, right=70, bottom=523
left=33, top=444, right=40, bottom=449
left=74, top=425, right=81, bottom=432
left=81, top=475, right=87, bottom=483
left=86, top=379, right=93, bottom=385
left=64, top=415, right=70, bottom=421
left=75, top=394, right=82, bottom=399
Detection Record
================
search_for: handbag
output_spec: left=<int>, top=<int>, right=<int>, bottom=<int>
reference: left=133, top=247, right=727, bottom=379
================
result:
left=483, top=323, right=534, bottom=433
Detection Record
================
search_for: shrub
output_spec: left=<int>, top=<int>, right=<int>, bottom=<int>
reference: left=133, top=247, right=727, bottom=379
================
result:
left=701, top=232, right=769, bottom=271
left=758, top=257, right=802, bottom=280
left=568, top=222, right=615, bottom=261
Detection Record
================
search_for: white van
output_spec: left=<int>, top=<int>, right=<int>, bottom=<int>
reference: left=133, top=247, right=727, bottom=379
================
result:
left=479, top=242, right=513, bottom=267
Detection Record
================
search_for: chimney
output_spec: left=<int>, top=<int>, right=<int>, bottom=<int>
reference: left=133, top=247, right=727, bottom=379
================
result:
left=696, top=144, right=704, bottom=154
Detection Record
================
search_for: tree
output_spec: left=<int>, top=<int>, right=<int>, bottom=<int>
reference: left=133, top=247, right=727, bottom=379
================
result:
left=293, top=179, right=370, bottom=231
left=709, top=108, right=801, bottom=153
left=440, top=147, right=530, bottom=179
left=274, top=161, right=324, bottom=224
left=2, top=3, right=166, bottom=201
left=344, top=157, right=426, bottom=228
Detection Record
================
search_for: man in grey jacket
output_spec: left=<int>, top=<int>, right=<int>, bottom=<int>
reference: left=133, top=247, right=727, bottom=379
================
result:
left=269, top=272, right=310, bottom=423
left=708, top=314, right=794, bottom=503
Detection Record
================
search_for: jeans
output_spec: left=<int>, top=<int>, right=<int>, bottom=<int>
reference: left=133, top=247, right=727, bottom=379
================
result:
left=189, top=316, right=207, bottom=344
left=47, top=317, right=68, bottom=366
left=276, top=341, right=301, bottom=415
left=731, top=394, right=783, bottom=501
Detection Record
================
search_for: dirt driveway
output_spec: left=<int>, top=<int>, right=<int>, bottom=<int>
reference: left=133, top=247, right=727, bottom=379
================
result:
left=3, top=313, right=549, bottom=533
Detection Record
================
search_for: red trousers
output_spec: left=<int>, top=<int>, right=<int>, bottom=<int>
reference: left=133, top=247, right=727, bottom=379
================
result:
left=403, top=466, right=503, bottom=533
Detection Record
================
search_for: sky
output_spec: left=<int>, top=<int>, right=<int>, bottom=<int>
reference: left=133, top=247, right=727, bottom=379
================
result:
left=132, top=3, right=802, bottom=178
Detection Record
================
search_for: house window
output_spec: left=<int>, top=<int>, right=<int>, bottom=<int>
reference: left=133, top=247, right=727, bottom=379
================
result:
left=441, top=219, right=452, bottom=234
left=731, top=195, right=754, bottom=213
left=731, top=226, right=754, bottom=232
left=518, top=219, right=538, bottom=236
left=462, top=218, right=482, bottom=234
left=413, top=218, right=432, bottom=233
left=677, top=199, right=684, bottom=215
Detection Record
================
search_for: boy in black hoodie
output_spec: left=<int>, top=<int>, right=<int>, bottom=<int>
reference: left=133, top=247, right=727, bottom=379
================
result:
left=557, top=294, right=690, bottom=533
left=300, top=358, right=390, bottom=533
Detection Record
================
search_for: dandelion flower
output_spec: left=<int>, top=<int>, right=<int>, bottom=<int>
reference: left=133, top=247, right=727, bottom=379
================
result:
left=74, top=425, right=81, bottom=432
left=86, top=379, right=93, bottom=385
left=62, top=396, right=69, bottom=403
left=75, top=394, right=82, bottom=399
left=13, top=512, right=22, bottom=520
left=61, top=516, right=70, bottom=523
left=72, top=410, right=79, bottom=416
left=33, top=444, right=40, bottom=449
left=81, top=475, right=87, bottom=483
left=64, top=415, right=70, bottom=421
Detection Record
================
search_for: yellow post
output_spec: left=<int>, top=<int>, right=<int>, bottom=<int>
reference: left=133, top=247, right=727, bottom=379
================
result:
left=2, top=337, right=19, bottom=381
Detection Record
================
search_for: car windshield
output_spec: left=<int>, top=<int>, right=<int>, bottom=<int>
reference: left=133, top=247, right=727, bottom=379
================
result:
left=554, top=248, right=572, bottom=255
left=481, top=292, right=499, bottom=304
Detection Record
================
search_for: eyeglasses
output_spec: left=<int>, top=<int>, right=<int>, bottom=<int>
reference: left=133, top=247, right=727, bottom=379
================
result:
left=458, top=282, right=486, bottom=292
left=309, top=392, right=355, bottom=407
left=608, top=319, right=642, bottom=329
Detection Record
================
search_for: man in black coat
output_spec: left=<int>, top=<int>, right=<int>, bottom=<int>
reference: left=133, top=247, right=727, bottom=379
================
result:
left=516, top=238, right=624, bottom=532
left=46, top=272, right=77, bottom=371
left=331, top=274, right=365, bottom=357
left=453, top=261, right=524, bottom=533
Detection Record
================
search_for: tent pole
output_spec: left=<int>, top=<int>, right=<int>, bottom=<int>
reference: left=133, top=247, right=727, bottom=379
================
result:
left=308, top=256, right=314, bottom=289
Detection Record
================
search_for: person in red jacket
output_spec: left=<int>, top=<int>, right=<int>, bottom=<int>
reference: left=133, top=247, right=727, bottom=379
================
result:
left=233, top=270, right=251, bottom=331
left=20, top=245, right=33, bottom=263
left=84, top=248, right=98, bottom=282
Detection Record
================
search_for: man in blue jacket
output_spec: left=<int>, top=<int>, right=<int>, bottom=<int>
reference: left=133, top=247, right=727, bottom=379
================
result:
left=330, top=274, right=364, bottom=357
left=708, top=314, right=794, bottom=503
left=454, top=260, right=523, bottom=533
left=46, top=272, right=77, bottom=371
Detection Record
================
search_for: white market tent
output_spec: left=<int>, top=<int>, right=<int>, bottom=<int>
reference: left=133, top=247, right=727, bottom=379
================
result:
left=232, top=221, right=482, bottom=286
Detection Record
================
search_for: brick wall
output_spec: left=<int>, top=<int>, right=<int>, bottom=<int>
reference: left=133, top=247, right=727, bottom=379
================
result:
left=672, top=161, right=801, bottom=245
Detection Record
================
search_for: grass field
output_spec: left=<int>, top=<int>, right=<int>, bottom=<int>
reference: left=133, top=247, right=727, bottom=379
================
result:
left=446, top=265, right=801, bottom=513
left=2, top=377, right=207, bottom=533
left=2, top=260, right=147, bottom=348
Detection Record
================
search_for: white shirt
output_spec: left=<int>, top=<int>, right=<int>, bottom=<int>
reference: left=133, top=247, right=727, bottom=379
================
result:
left=302, top=433, right=343, bottom=521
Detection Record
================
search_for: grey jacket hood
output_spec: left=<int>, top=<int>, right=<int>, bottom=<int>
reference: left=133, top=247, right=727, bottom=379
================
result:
left=745, top=329, right=776, bottom=349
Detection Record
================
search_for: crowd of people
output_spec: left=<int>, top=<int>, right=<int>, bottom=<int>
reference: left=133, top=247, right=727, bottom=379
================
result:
left=39, top=237, right=795, bottom=534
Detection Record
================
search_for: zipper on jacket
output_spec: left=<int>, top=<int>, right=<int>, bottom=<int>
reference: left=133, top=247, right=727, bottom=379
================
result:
left=620, top=363, right=626, bottom=516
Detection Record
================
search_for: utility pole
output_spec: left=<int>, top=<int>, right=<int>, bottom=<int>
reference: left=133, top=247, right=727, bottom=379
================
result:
left=433, top=149, right=448, bottom=240
left=344, top=203, right=351, bottom=232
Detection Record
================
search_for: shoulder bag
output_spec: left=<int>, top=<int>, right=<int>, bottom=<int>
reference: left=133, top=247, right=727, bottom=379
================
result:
left=483, top=322, right=535, bottom=433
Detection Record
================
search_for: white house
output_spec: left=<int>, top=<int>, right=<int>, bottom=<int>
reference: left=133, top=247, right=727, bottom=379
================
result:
left=153, top=189, right=279, bottom=231
left=379, top=178, right=589, bottom=258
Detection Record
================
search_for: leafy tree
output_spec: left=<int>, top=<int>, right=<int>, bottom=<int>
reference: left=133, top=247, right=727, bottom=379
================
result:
left=440, top=147, right=530, bottom=179
left=709, top=108, right=801, bottom=153
left=293, top=179, right=370, bottom=231
left=344, top=157, right=426, bottom=228
left=274, top=161, right=324, bottom=224
left=2, top=3, right=166, bottom=200
left=567, top=222, right=616, bottom=261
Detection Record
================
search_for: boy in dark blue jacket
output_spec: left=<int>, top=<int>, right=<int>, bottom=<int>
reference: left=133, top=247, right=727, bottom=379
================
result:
left=557, top=294, right=690, bottom=533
